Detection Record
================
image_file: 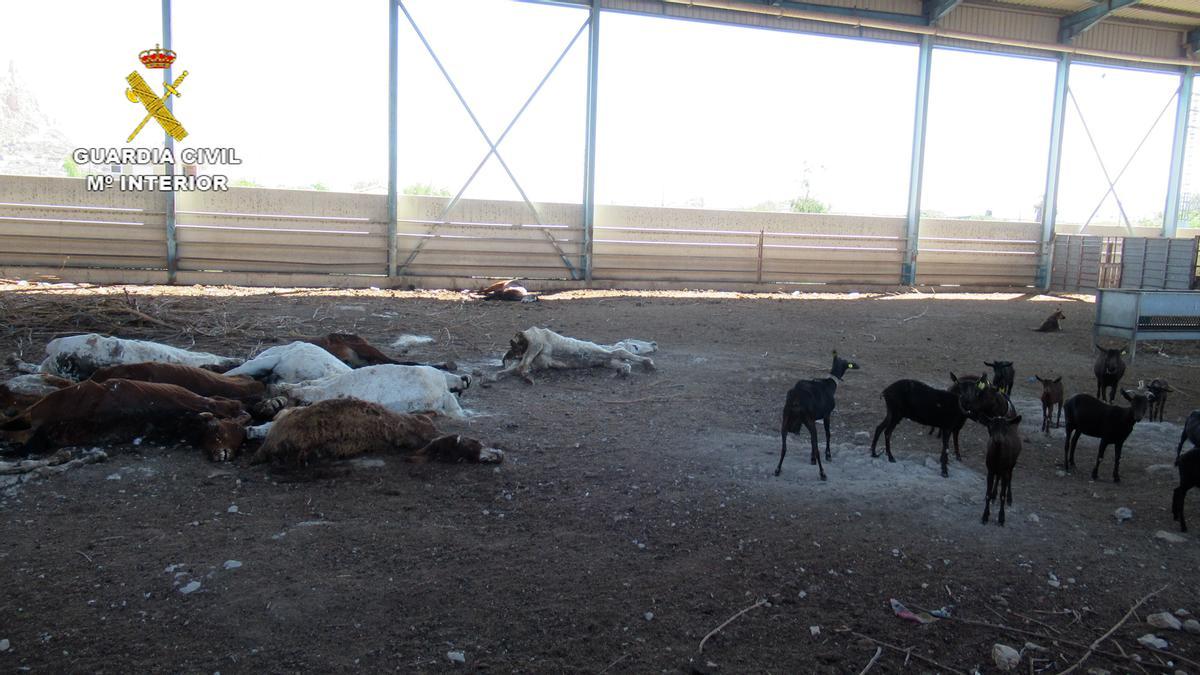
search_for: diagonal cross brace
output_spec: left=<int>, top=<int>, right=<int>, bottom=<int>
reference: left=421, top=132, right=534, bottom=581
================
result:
left=1071, top=85, right=1179, bottom=234
left=395, top=1, right=581, bottom=278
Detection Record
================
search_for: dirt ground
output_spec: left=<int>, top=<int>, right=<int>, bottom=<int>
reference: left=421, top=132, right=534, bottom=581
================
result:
left=2, top=283, right=1200, bottom=673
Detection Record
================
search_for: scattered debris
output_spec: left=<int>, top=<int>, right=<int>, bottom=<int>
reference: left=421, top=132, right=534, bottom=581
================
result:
left=809, top=625, right=820, bottom=637
left=0, top=639, right=9, bottom=652
left=222, top=560, right=242, bottom=570
left=446, top=650, right=466, bottom=664
left=1155, top=530, right=1187, bottom=543
left=1185, top=619, right=1200, bottom=635
left=1114, top=507, right=1133, bottom=523
left=890, top=598, right=936, bottom=624
left=1148, top=612, right=1182, bottom=631
left=1027, top=513, right=1040, bottom=523
left=699, top=598, right=767, bottom=653
left=179, top=581, right=201, bottom=595
left=1137, top=634, right=1169, bottom=650
left=644, top=612, right=654, bottom=621
left=992, top=643, right=1021, bottom=671
left=392, top=335, right=434, bottom=351
left=227, top=505, right=238, bottom=514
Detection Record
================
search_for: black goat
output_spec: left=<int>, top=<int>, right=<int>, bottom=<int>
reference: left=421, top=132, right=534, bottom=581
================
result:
left=870, top=379, right=969, bottom=477
left=957, top=373, right=1015, bottom=422
left=1147, top=378, right=1172, bottom=422
left=1175, top=409, right=1200, bottom=465
left=1063, top=389, right=1152, bottom=483
left=1093, top=344, right=1127, bottom=403
left=1173, top=447, right=1199, bottom=532
left=982, top=415, right=1023, bottom=526
left=777, top=351, right=859, bottom=481
left=1035, top=375, right=1064, bottom=433
left=984, top=361, right=1015, bottom=396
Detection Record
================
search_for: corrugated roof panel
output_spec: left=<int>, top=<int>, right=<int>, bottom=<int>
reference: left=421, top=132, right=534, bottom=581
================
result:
left=1115, top=6, right=1200, bottom=25
left=1139, top=0, right=1200, bottom=14
left=1076, top=19, right=1185, bottom=57
left=985, top=0, right=1094, bottom=13
left=940, top=3, right=1061, bottom=42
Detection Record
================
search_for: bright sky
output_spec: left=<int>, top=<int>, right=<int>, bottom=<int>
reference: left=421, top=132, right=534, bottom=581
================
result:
left=0, top=0, right=1194, bottom=225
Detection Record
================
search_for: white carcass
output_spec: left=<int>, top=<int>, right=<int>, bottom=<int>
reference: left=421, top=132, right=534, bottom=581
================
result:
left=275, top=365, right=471, bottom=419
left=223, top=342, right=350, bottom=386
left=493, top=327, right=656, bottom=383
left=17, top=334, right=242, bottom=380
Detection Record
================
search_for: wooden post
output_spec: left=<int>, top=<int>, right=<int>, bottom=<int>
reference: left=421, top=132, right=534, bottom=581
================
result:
left=756, top=230, right=764, bottom=284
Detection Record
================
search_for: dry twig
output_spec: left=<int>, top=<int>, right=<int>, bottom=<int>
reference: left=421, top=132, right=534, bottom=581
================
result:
left=698, top=598, right=767, bottom=653
left=857, top=646, right=883, bottom=675
left=1057, top=584, right=1167, bottom=675
left=849, top=632, right=966, bottom=675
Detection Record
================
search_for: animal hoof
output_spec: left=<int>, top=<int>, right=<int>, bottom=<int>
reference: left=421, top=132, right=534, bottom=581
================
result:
left=819, top=473, right=827, bottom=481
left=981, top=515, right=989, bottom=524
left=1113, top=475, right=1120, bottom=484
left=825, top=453, right=832, bottom=462
left=774, top=468, right=781, bottom=477
left=888, top=457, right=896, bottom=464
left=478, top=447, right=505, bottom=463
left=941, top=468, right=949, bottom=478
left=810, top=458, right=817, bottom=465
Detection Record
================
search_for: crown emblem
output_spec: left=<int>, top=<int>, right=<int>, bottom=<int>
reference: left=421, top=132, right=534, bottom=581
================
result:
left=139, top=44, right=176, bottom=69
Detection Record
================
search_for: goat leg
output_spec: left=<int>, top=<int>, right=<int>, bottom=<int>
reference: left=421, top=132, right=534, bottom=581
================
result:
left=822, top=416, right=831, bottom=462
left=982, top=471, right=994, bottom=524
left=775, top=427, right=788, bottom=477
left=806, top=420, right=826, bottom=481
left=998, top=476, right=1008, bottom=526
left=1112, top=442, right=1123, bottom=484
left=952, top=428, right=962, bottom=461
left=939, top=434, right=950, bottom=478
left=1092, top=441, right=1108, bottom=481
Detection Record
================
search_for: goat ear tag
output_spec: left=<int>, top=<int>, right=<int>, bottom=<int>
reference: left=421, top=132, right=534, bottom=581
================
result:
left=977, top=381, right=986, bottom=390
left=1121, top=350, right=1127, bottom=355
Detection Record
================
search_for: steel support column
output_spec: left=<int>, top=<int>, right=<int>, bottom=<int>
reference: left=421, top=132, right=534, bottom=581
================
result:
left=387, top=0, right=399, bottom=277
left=1037, top=53, right=1070, bottom=289
left=1164, top=67, right=1193, bottom=239
left=162, top=0, right=177, bottom=284
left=902, top=35, right=932, bottom=286
left=582, top=2, right=600, bottom=282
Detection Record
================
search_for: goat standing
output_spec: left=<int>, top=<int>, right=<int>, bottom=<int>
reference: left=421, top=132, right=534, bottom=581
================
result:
left=1063, top=389, right=1152, bottom=483
left=776, top=351, right=859, bottom=481
left=1176, top=410, right=1200, bottom=465
left=984, top=361, right=1015, bottom=396
left=870, top=379, right=970, bottom=477
left=982, top=415, right=1023, bottom=526
left=1035, top=375, right=1064, bottom=433
left=1147, top=378, right=1172, bottom=422
left=1093, top=345, right=1127, bottom=403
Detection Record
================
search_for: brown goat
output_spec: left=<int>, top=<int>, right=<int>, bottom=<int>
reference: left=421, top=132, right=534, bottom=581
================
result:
left=0, top=379, right=249, bottom=461
left=90, top=362, right=266, bottom=402
left=305, top=333, right=456, bottom=371
left=1033, top=308, right=1066, bottom=332
left=250, top=398, right=503, bottom=466
left=1147, top=378, right=1173, bottom=422
left=1035, top=375, right=1064, bottom=433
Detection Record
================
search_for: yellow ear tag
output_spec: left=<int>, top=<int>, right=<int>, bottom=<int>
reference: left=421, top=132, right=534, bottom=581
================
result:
left=977, top=381, right=986, bottom=390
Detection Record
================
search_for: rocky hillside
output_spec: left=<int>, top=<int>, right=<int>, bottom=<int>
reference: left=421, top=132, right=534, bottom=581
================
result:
left=0, top=61, right=73, bottom=177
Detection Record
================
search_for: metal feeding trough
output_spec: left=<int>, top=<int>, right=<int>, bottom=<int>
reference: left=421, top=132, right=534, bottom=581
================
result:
left=1094, top=289, right=1200, bottom=360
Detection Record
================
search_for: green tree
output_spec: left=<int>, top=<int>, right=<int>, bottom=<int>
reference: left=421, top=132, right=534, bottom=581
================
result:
left=403, top=182, right=451, bottom=197
left=789, top=195, right=828, bottom=214
left=63, top=156, right=83, bottom=178
left=309, top=182, right=330, bottom=191
left=232, top=178, right=262, bottom=188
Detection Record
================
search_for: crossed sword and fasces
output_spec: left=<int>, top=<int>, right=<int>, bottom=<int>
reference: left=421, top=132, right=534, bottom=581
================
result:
left=125, top=70, right=188, bottom=143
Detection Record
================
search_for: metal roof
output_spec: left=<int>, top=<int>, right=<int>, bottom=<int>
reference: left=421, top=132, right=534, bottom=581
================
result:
left=528, top=0, right=1200, bottom=68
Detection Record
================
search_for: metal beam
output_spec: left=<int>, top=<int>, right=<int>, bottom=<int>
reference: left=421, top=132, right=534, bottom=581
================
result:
left=582, top=2, right=600, bottom=283
left=903, top=35, right=932, bottom=286
left=767, top=0, right=927, bottom=26
left=923, top=0, right=963, bottom=25
left=387, top=0, right=398, bottom=277
left=1037, top=53, right=1070, bottom=290
left=1059, top=0, right=1140, bottom=43
left=1189, top=28, right=1200, bottom=55
left=161, top=0, right=177, bottom=284
left=1164, top=67, right=1193, bottom=238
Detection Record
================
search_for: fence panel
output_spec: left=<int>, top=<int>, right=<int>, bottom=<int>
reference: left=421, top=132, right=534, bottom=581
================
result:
left=0, top=175, right=167, bottom=270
